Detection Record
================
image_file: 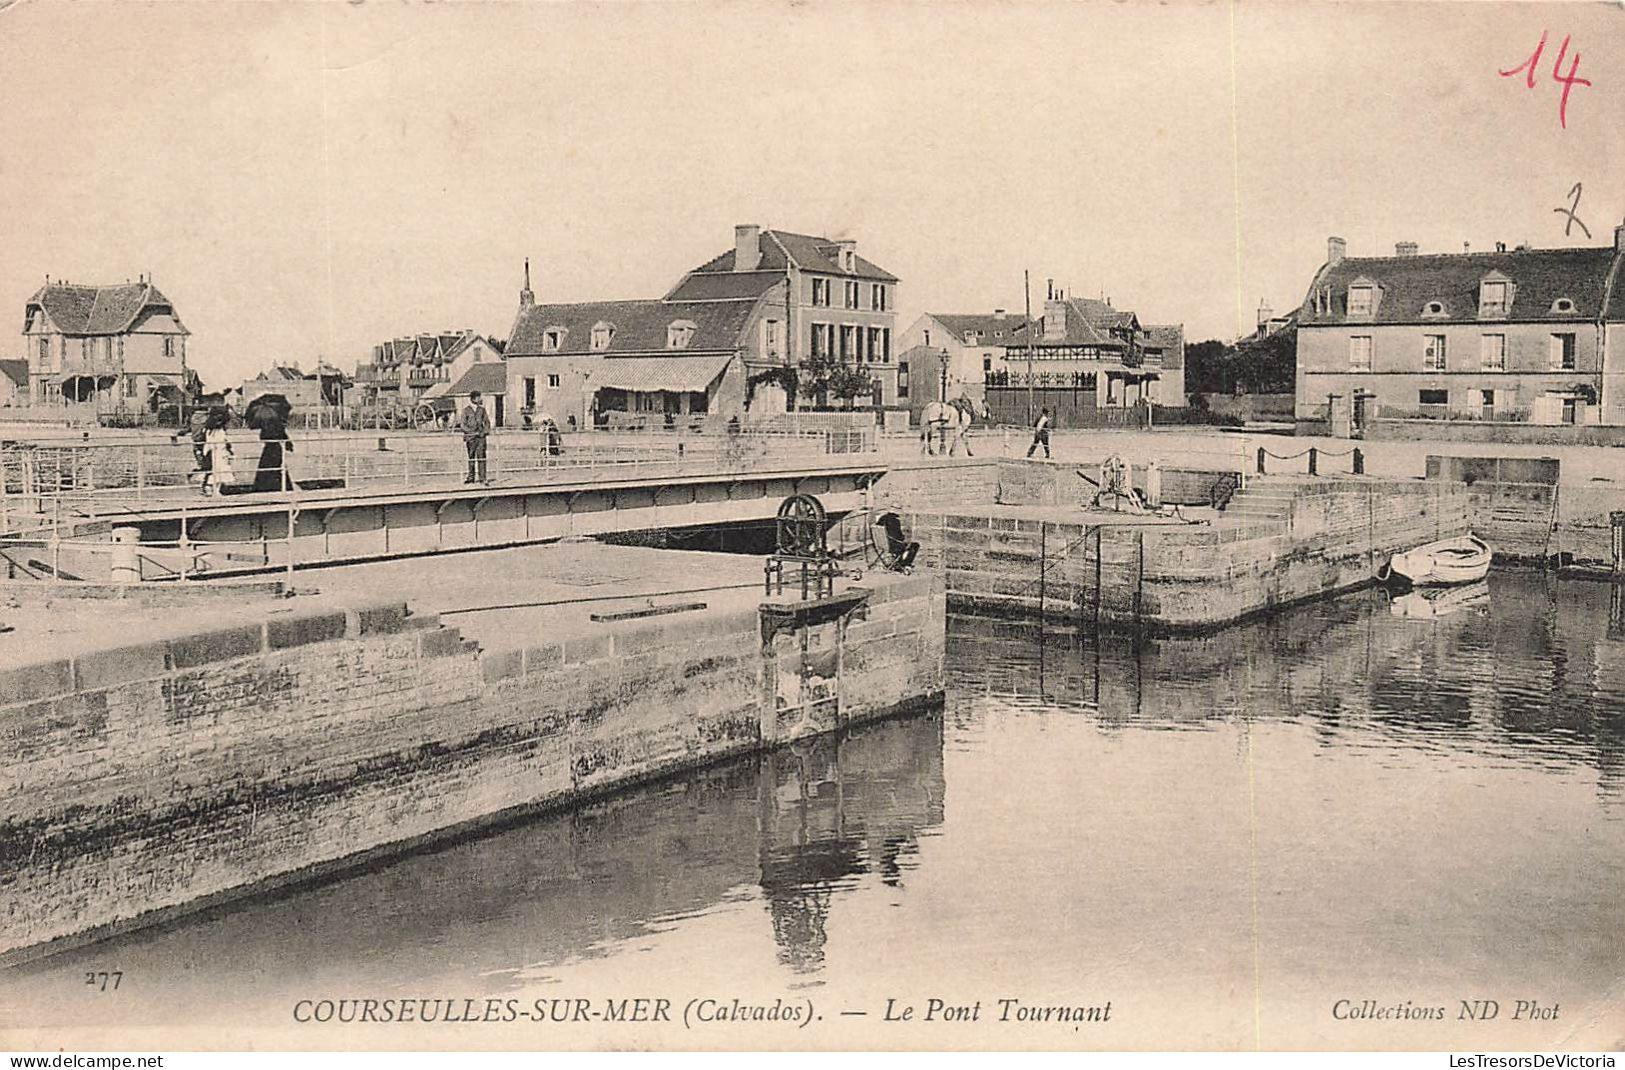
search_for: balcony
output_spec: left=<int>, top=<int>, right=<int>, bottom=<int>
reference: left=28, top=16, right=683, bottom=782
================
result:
left=52, top=359, right=122, bottom=379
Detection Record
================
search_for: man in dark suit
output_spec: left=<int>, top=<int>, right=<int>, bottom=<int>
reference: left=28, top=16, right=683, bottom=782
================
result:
left=460, top=391, right=492, bottom=484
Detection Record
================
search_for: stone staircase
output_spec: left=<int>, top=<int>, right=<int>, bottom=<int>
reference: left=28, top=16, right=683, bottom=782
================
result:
left=1216, top=477, right=1299, bottom=531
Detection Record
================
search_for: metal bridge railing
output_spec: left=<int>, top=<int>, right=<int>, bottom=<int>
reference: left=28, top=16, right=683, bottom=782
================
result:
left=0, top=426, right=878, bottom=536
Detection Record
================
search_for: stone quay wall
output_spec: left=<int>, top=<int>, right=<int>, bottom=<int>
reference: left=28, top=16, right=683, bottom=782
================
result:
left=1425, top=455, right=1625, bottom=567
left=893, top=479, right=1470, bottom=632
left=0, top=576, right=945, bottom=962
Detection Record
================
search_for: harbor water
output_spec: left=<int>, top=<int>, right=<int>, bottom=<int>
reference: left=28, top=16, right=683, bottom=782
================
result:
left=3, top=572, right=1623, bottom=1049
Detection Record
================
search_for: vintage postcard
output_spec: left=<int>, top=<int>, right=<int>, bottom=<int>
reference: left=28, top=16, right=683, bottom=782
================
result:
left=1, top=0, right=1623, bottom=1056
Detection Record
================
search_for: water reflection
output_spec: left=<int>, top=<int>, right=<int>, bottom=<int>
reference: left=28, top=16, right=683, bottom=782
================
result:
left=2, top=715, right=945, bottom=1026
left=949, top=572, right=1625, bottom=799
left=758, top=726, right=946, bottom=973
left=5, top=570, right=1624, bottom=1048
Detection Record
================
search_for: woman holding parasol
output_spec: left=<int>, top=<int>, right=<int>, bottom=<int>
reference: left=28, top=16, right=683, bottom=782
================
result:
left=245, top=393, right=295, bottom=492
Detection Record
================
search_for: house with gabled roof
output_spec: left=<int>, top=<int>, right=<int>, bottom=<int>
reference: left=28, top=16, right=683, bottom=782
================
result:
left=21, top=276, right=190, bottom=411
left=1040, top=290, right=1179, bottom=407
left=900, top=282, right=1184, bottom=417
left=999, top=286, right=1183, bottom=407
left=505, top=225, right=902, bottom=424
left=1295, top=227, right=1625, bottom=432
left=896, top=310, right=1030, bottom=409
left=504, top=291, right=756, bottom=428
left=354, top=328, right=502, bottom=405
left=665, top=225, right=901, bottom=407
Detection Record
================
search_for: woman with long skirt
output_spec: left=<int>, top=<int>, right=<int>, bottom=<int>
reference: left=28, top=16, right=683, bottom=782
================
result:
left=253, top=414, right=293, bottom=492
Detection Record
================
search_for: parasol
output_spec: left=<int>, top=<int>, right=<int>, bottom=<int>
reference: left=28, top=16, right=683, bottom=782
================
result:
left=244, top=393, right=292, bottom=430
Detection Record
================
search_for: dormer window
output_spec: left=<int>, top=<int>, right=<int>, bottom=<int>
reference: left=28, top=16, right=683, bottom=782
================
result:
left=1478, top=275, right=1512, bottom=317
left=1347, top=283, right=1376, bottom=317
left=1422, top=301, right=1447, bottom=318
left=590, top=321, right=615, bottom=351
left=841, top=248, right=855, bottom=272
left=963, top=329, right=977, bottom=344
left=541, top=327, right=566, bottom=353
left=1550, top=297, right=1577, bottom=315
left=666, top=320, right=697, bottom=350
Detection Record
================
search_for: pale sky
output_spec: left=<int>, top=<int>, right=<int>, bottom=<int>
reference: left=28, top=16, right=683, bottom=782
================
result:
left=2, top=1, right=1621, bottom=388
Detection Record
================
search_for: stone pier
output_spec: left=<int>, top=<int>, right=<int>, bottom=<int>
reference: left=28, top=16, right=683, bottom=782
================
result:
left=871, top=463, right=1471, bottom=632
left=0, top=546, right=944, bottom=963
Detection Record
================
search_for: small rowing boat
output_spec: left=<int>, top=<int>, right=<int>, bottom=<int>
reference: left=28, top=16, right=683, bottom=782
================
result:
left=1377, top=533, right=1492, bottom=588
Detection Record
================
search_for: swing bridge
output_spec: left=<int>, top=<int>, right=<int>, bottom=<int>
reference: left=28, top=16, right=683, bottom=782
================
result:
left=0, top=429, right=887, bottom=584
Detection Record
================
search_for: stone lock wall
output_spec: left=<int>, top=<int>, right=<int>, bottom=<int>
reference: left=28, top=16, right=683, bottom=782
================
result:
left=891, top=479, right=1472, bottom=633
left=1140, top=480, right=1471, bottom=630
left=0, top=576, right=945, bottom=962
left=1424, top=455, right=1625, bottom=567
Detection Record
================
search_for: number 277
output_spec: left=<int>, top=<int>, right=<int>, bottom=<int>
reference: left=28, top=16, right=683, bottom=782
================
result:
left=85, top=971, right=122, bottom=992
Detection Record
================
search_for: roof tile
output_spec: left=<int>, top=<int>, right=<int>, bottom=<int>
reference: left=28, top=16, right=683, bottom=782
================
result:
left=507, top=298, right=757, bottom=358
left=1300, top=245, right=1622, bottom=325
left=25, top=282, right=184, bottom=336
left=688, top=229, right=898, bottom=282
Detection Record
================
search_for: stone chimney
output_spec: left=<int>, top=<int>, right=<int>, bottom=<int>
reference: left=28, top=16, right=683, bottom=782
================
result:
left=1395, top=242, right=1418, bottom=257
left=1257, top=299, right=1274, bottom=328
left=1043, top=294, right=1068, bottom=343
left=519, top=258, right=535, bottom=309
left=734, top=225, right=761, bottom=272
left=836, top=239, right=856, bottom=272
left=1328, top=237, right=1347, bottom=265
left=993, top=308, right=1007, bottom=321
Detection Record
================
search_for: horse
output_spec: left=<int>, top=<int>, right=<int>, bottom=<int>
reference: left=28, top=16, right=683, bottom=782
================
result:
left=920, top=397, right=987, bottom=456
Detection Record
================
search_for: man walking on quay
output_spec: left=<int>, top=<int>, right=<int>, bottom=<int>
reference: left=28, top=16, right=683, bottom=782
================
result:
left=1026, top=407, right=1052, bottom=459
left=460, top=390, right=492, bottom=484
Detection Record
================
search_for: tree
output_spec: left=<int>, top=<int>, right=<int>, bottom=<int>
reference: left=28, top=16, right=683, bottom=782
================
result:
left=799, top=351, right=871, bottom=409
left=1185, top=339, right=1231, bottom=395
left=827, top=364, right=875, bottom=409
left=1184, top=331, right=1296, bottom=396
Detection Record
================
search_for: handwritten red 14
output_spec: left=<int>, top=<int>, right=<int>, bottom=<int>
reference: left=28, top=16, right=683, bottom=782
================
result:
left=1499, top=30, right=1593, bottom=129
